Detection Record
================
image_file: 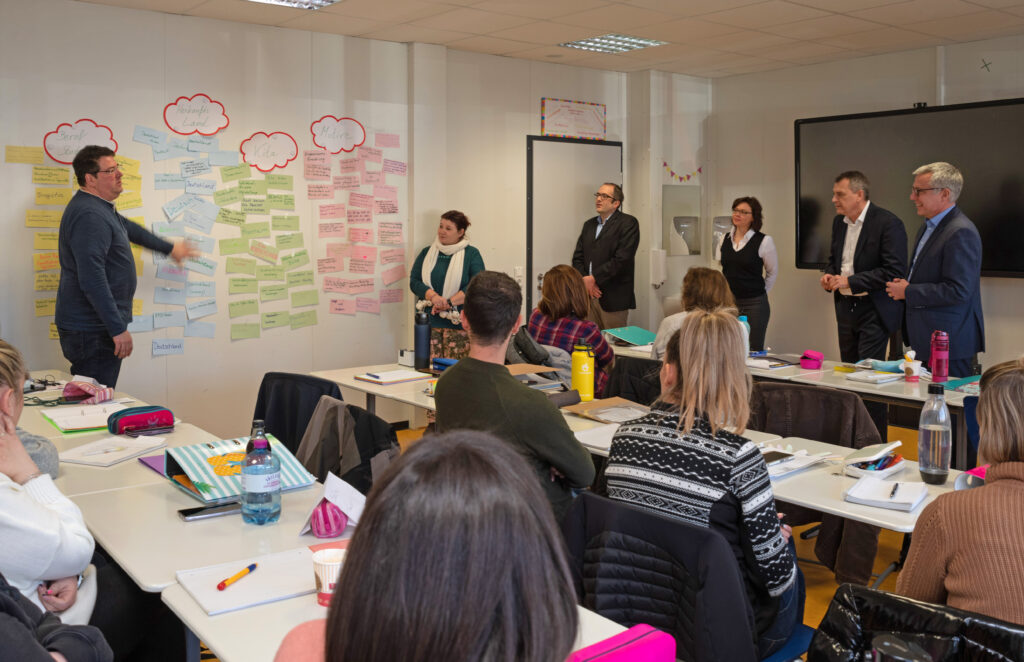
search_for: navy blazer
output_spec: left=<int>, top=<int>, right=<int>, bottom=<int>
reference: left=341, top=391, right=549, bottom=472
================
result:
left=572, top=208, right=640, bottom=313
left=824, top=202, right=908, bottom=335
left=905, top=206, right=985, bottom=362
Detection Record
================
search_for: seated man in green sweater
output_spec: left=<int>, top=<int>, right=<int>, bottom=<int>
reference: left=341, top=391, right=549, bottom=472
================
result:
left=435, top=271, right=595, bottom=520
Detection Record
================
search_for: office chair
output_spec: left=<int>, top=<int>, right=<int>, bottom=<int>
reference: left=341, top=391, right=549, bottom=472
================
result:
left=252, top=372, right=343, bottom=453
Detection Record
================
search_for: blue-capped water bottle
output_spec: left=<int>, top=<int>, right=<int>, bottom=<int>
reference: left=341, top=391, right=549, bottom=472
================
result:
left=241, top=437, right=281, bottom=525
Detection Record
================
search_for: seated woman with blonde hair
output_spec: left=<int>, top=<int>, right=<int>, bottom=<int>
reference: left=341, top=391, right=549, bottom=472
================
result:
left=275, top=430, right=579, bottom=662
left=529, top=264, right=614, bottom=397
left=650, top=266, right=749, bottom=360
left=896, top=357, right=1024, bottom=625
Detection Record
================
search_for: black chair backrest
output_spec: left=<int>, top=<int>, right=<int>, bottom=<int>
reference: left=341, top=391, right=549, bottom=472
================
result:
left=604, top=356, right=661, bottom=406
left=809, top=583, right=1024, bottom=662
left=561, top=492, right=758, bottom=662
left=253, top=372, right=342, bottom=453
left=339, top=404, right=398, bottom=494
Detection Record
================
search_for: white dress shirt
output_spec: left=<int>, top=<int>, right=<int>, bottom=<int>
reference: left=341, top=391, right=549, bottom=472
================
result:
left=730, top=229, right=778, bottom=292
left=839, top=200, right=869, bottom=296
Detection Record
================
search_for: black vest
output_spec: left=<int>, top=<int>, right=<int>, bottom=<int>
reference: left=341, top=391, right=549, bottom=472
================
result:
left=721, top=232, right=766, bottom=299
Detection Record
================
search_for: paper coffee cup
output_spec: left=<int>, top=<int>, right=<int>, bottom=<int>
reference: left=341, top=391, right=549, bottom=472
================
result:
left=312, top=549, right=345, bottom=606
left=904, top=360, right=922, bottom=383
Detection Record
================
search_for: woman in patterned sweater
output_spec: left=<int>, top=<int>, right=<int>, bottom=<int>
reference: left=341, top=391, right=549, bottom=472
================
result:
left=603, top=309, right=802, bottom=657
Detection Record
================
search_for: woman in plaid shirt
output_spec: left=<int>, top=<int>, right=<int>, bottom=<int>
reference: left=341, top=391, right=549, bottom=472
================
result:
left=528, top=265, right=614, bottom=396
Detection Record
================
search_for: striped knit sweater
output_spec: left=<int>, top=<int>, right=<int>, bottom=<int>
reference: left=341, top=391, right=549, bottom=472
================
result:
left=604, top=403, right=796, bottom=635
left=896, top=461, right=1024, bottom=625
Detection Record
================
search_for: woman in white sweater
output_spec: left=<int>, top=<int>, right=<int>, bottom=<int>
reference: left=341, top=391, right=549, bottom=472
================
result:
left=651, top=267, right=749, bottom=360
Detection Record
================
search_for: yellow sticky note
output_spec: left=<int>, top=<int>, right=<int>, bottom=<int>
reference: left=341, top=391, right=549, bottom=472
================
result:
left=6, top=146, right=44, bottom=164
left=32, top=166, right=70, bottom=185
left=35, top=188, right=73, bottom=206
left=131, top=245, right=142, bottom=277
left=121, top=172, right=143, bottom=191
left=34, top=272, right=60, bottom=291
left=133, top=299, right=143, bottom=315
left=126, top=216, right=145, bottom=226
left=34, top=298, right=56, bottom=317
left=114, top=155, right=141, bottom=176
left=33, top=252, right=60, bottom=271
left=26, top=210, right=61, bottom=228
left=33, top=232, right=58, bottom=250
left=49, top=323, right=59, bottom=340
left=115, top=191, right=143, bottom=211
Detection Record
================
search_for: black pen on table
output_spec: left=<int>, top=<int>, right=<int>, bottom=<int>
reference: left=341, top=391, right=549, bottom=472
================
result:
left=889, top=483, right=899, bottom=499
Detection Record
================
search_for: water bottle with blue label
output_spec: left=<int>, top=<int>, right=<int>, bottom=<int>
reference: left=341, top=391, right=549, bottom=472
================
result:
left=241, top=437, right=281, bottom=525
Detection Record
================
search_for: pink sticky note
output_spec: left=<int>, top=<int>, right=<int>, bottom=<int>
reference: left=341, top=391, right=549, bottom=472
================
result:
left=308, top=183, right=334, bottom=199
left=304, top=150, right=330, bottom=167
left=317, top=257, right=344, bottom=274
left=361, top=170, right=383, bottom=185
left=347, top=208, right=372, bottom=224
left=338, top=159, right=360, bottom=174
left=348, top=227, right=372, bottom=243
left=319, top=203, right=347, bottom=219
left=348, top=278, right=375, bottom=294
left=373, top=185, right=398, bottom=201
left=304, top=164, right=331, bottom=181
left=348, top=192, right=373, bottom=209
left=381, top=263, right=406, bottom=285
left=323, top=276, right=347, bottom=293
left=377, top=221, right=403, bottom=244
left=380, top=248, right=405, bottom=264
left=358, top=146, right=383, bottom=163
left=375, top=133, right=400, bottom=149
left=356, top=297, right=381, bottom=314
left=349, top=258, right=375, bottom=275
left=326, top=243, right=351, bottom=259
left=374, top=199, right=399, bottom=215
left=318, top=222, right=346, bottom=238
left=330, top=299, right=356, bottom=315
left=380, top=288, right=403, bottom=303
left=349, top=246, right=378, bottom=262
left=333, top=175, right=360, bottom=191
left=382, top=159, right=407, bottom=176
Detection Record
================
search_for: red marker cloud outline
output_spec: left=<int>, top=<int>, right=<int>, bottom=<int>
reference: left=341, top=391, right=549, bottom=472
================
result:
left=43, top=119, right=117, bottom=164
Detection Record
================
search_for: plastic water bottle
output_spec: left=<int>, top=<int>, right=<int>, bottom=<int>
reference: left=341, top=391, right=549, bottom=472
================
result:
left=246, top=419, right=268, bottom=454
left=738, top=315, right=750, bottom=336
left=918, top=383, right=951, bottom=485
left=930, top=330, right=949, bottom=382
left=414, top=310, right=430, bottom=370
left=241, top=437, right=281, bottom=525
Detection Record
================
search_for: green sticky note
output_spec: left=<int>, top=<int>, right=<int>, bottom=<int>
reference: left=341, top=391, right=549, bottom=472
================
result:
left=266, top=174, right=293, bottom=191
left=219, top=237, right=250, bottom=255
left=271, top=215, right=300, bottom=231
left=231, top=323, right=260, bottom=340
left=229, top=277, right=258, bottom=294
left=220, top=164, right=252, bottom=183
left=240, top=221, right=271, bottom=239
left=291, top=289, right=319, bottom=307
left=239, top=180, right=268, bottom=196
left=275, top=232, right=304, bottom=250
left=267, top=193, right=295, bottom=211
left=262, top=311, right=291, bottom=329
left=229, top=299, right=258, bottom=318
left=281, top=249, right=310, bottom=272
left=216, top=208, right=246, bottom=226
left=226, top=257, right=256, bottom=275
left=213, top=186, right=243, bottom=206
left=286, top=269, right=314, bottom=289
left=241, top=198, right=269, bottom=215
left=290, top=310, right=318, bottom=330
left=249, top=240, right=279, bottom=264
left=260, top=284, right=288, bottom=302
left=255, top=265, right=285, bottom=281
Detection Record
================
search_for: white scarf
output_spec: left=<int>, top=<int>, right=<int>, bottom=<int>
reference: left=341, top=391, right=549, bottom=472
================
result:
left=421, top=237, right=470, bottom=299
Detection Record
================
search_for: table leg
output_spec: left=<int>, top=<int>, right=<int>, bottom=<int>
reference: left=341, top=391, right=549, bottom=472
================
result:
left=365, top=393, right=376, bottom=415
left=954, top=407, right=968, bottom=470
left=185, top=628, right=201, bottom=662
left=871, top=532, right=912, bottom=589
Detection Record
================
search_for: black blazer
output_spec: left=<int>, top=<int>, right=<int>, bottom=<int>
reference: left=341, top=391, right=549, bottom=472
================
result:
left=824, top=202, right=908, bottom=334
left=571, top=208, right=640, bottom=313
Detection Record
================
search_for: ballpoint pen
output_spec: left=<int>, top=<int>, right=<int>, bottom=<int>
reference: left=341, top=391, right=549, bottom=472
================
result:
left=82, top=446, right=125, bottom=456
left=217, top=563, right=257, bottom=591
left=889, top=483, right=899, bottom=499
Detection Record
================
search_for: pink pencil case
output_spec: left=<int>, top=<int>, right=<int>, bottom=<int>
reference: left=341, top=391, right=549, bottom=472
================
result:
left=566, top=624, right=675, bottom=662
left=800, top=349, right=824, bottom=370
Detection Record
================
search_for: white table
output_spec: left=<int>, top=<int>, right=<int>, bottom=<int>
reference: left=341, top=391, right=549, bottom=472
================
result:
left=312, top=363, right=433, bottom=415
left=162, top=583, right=625, bottom=662
left=70, top=482, right=348, bottom=592
left=19, top=392, right=143, bottom=441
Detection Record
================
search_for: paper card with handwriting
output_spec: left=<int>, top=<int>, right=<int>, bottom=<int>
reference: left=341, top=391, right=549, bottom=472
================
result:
left=128, top=314, right=153, bottom=333
left=330, top=299, right=355, bottom=315
left=226, top=257, right=256, bottom=275
left=187, top=281, right=216, bottom=298
left=153, top=339, right=185, bottom=356
left=262, top=312, right=290, bottom=329
left=290, top=310, right=318, bottom=330
left=231, top=323, right=260, bottom=340
left=272, top=215, right=300, bottom=231
left=185, top=320, right=216, bottom=338
left=154, top=310, right=186, bottom=328
left=229, top=299, right=258, bottom=319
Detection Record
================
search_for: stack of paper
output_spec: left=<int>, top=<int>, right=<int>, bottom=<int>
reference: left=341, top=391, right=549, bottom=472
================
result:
left=60, top=436, right=167, bottom=467
left=844, top=475, right=928, bottom=512
left=40, top=402, right=129, bottom=432
left=767, top=451, right=832, bottom=479
left=176, top=548, right=317, bottom=615
left=353, top=370, right=431, bottom=385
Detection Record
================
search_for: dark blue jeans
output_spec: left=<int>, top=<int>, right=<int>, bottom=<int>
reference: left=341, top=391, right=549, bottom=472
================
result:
left=57, top=328, right=122, bottom=388
left=758, top=540, right=806, bottom=657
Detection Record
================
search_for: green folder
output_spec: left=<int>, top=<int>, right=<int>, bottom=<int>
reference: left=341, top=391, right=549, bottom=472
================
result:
left=603, top=326, right=656, bottom=346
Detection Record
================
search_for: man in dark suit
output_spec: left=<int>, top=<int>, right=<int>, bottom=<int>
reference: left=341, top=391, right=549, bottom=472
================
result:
left=571, top=182, right=640, bottom=329
left=886, top=162, right=984, bottom=378
left=820, top=171, right=908, bottom=362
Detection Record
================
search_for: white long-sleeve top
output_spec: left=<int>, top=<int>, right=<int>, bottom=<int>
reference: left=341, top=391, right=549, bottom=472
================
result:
left=0, top=472, right=95, bottom=611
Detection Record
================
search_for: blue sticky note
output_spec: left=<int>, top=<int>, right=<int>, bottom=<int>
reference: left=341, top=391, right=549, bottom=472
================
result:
left=183, top=209, right=214, bottom=235
left=152, top=338, right=185, bottom=356
left=184, top=320, right=216, bottom=338
left=187, top=135, right=218, bottom=151
left=185, top=256, right=217, bottom=276
left=152, top=221, right=186, bottom=238
left=154, top=286, right=186, bottom=306
left=208, top=150, right=238, bottom=166
left=156, top=263, right=188, bottom=283
left=186, top=298, right=217, bottom=320
left=153, top=310, right=186, bottom=329
left=167, top=138, right=190, bottom=160
left=154, top=173, right=186, bottom=190
left=127, top=314, right=153, bottom=333
left=185, top=233, right=215, bottom=255
left=162, top=193, right=199, bottom=220
left=186, top=280, right=216, bottom=298
left=152, top=143, right=173, bottom=162
left=190, top=198, right=220, bottom=221
left=180, top=158, right=212, bottom=179
left=185, top=178, right=217, bottom=196
left=133, top=125, right=167, bottom=148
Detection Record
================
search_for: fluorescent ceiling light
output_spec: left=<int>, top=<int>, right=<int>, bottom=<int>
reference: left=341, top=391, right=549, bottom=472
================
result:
left=559, top=34, right=667, bottom=54
left=244, top=0, right=340, bottom=9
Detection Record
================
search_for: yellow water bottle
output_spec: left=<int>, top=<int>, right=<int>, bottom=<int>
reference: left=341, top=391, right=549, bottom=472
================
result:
left=571, top=343, right=595, bottom=402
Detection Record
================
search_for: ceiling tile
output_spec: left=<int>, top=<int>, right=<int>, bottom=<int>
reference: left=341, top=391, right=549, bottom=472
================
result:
left=358, top=24, right=474, bottom=44
left=826, top=25, right=949, bottom=50
left=552, top=4, right=680, bottom=31
left=629, top=17, right=750, bottom=42
left=501, top=44, right=598, bottom=63
left=488, top=21, right=599, bottom=45
left=758, top=39, right=850, bottom=61
left=710, top=60, right=793, bottom=75
left=445, top=35, right=539, bottom=54
left=965, top=0, right=1024, bottom=7
left=468, top=0, right=611, bottom=20
left=700, top=1, right=832, bottom=29
left=277, top=11, right=384, bottom=34
left=317, top=0, right=443, bottom=22
left=710, top=30, right=799, bottom=53
left=764, top=14, right=882, bottom=39
left=410, top=7, right=536, bottom=33
left=785, top=0, right=914, bottom=10
left=186, top=0, right=306, bottom=25
left=620, top=0, right=767, bottom=16
left=79, top=0, right=207, bottom=11
left=912, top=9, right=1024, bottom=38
left=850, top=0, right=984, bottom=23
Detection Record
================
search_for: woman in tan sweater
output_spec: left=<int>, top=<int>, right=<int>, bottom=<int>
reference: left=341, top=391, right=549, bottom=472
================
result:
left=896, top=357, right=1024, bottom=625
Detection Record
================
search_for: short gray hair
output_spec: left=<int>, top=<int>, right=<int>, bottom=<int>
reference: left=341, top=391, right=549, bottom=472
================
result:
left=836, top=170, right=870, bottom=200
left=913, top=162, right=963, bottom=201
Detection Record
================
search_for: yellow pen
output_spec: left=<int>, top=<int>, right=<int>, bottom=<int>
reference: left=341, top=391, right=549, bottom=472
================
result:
left=217, top=562, right=257, bottom=591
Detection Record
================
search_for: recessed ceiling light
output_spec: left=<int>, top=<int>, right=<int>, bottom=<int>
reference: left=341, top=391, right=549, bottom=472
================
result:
left=244, top=0, right=340, bottom=9
left=559, top=34, right=667, bottom=54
